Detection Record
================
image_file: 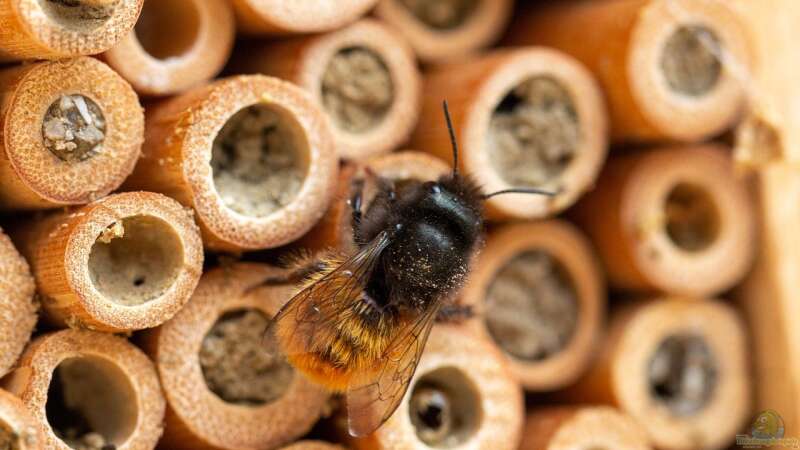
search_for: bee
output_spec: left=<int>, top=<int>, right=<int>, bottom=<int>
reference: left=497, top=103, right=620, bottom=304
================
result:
left=263, top=102, right=553, bottom=436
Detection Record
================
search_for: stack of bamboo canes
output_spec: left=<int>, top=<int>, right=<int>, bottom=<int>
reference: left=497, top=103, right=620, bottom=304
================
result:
left=0, top=0, right=786, bottom=449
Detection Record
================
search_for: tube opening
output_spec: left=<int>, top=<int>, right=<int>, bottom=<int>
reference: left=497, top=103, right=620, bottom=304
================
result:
left=43, top=94, right=106, bottom=163
left=399, top=0, right=479, bottom=29
left=39, top=0, right=119, bottom=30
left=410, top=367, right=480, bottom=448
left=88, top=215, right=184, bottom=306
left=661, top=25, right=723, bottom=97
left=46, top=356, right=138, bottom=450
left=0, top=418, right=21, bottom=450
left=664, top=182, right=721, bottom=252
left=489, top=76, right=580, bottom=189
left=134, top=0, right=201, bottom=60
left=648, top=334, right=718, bottom=416
left=484, top=250, right=579, bottom=361
left=212, top=103, right=308, bottom=217
left=200, top=309, right=294, bottom=406
left=322, top=47, right=394, bottom=134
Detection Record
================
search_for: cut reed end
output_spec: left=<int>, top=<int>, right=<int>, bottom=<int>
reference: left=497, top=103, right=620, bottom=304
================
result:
left=14, top=191, right=203, bottom=332
left=1, top=330, right=164, bottom=450
left=143, top=263, right=329, bottom=450
left=0, top=57, right=143, bottom=210
left=0, top=228, right=36, bottom=378
left=412, top=48, right=607, bottom=219
left=231, top=0, right=378, bottom=34
left=573, top=144, right=755, bottom=296
left=103, top=0, right=235, bottom=96
left=301, top=19, right=421, bottom=160
left=460, top=220, right=604, bottom=391
left=627, top=0, right=752, bottom=141
left=0, top=389, right=43, bottom=450
left=0, top=0, right=143, bottom=61
left=375, top=0, right=513, bottom=62
left=344, top=326, right=523, bottom=450
left=520, top=406, right=651, bottom=450
left=300, top=150, right=451, bottom=252
left=127, top=75, right=338, bottom=252
left=609, top=298, right=749, bottom=450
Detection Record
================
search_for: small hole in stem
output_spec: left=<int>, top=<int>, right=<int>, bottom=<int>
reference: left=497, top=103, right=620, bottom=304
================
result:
left=648, top=334, right=718, bottom=416
left=661, top=25, right=723, bottom=97
left=321, top=47, right=394, bottom=133
left=488, top=76, right=580, bottom=190
left=664, top=182, right=721, bottom=252
left=211, top=103, right=308, bottom=217
left=89, top=216, right=184, bottom=306
left=39, top=0, right=119, bottom=30
left=199, top=309, right=294, bottom=406
left=485, top=250, right=579, bottom=361
left=399, top=0, right=479, bottom=29
left=409, top=367, right=480, bottom=448
left=46, top=356, right=138, bottom=450
left=134, top=0, right=201, bottom=60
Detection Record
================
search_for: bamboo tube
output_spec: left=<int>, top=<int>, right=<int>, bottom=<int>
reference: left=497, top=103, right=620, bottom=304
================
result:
left=0, top=228, right=36, bottom=378
left=1, top=329, right=165, bottom=450
left=342, top=325, right=523, bottom=450
left=506, top=0, right=752, bottom=143
left=300, top=150, right=451, bottom=252
left=0, top=0, right=143, bottom=61
left=736, top=163, right=800, bottom=440
left=282, top=442, right=346, bottom=450
left=0, top=389, right=43, bottom=450
left=102, top=0, right=235, bottom=96
left=230, top=0, right=377, bottom=35
left=232, top=19, right=420, bottom=160
left=141, top=263, right=329, bottom=450
left=558, top=298, right=749, bottom=450
left=459, top=220, right=604, bottom=391
left=374, top=0, right=513, bottom=63
left=571, top=144, right=755, bottom=297
left=520, top=406, right=652, bottom=450
left=0, top=57, right=144, bottom=210
left=10, top=191, right=203, bottom=333
left=409, top=48, right=607, bottom=220
left=124, top=75, right=338, bottom=252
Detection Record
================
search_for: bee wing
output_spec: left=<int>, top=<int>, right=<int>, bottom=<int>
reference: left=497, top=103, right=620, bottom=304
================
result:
left=345, top=302, right=441, bottom=437
left=264, top=231, right=392, bottom=357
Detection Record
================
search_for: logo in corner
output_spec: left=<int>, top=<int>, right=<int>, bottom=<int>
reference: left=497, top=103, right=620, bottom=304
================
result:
left=737, top=410, right=798, bottom=448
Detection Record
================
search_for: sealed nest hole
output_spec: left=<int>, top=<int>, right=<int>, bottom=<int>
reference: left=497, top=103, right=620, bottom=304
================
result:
left=211, top=103, right=307, bottom=217
left=322, top=47, right=394, bottom=134
left=134, top=0, right=200, bottom=60
left=42, top=94, right=106, bottom=163
left=484, top=250, right=579, bottom=361
left=0, top=418, right=21, bottom=450
left=199, top=309, right=294, bottom=406
left=409, top=367, right=480, bottom=448
left=664, top=182, right=720, bottom=252
left=661, top=25, right=723, bottom=97
left=39, top=0, right=119, bottom=30
left=488, top=76, right=580, bottom=189
left=648, top=334, right=718, bottom=416
left=46, top=356, right=137, bottom=450
left=88, top=215, right=184, bottom=306
left=400, top=0, right=479, bottom=29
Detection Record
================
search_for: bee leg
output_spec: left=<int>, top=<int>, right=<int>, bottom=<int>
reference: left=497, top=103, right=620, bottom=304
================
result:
left=435, top=304, right=474, bottom=323
left=349, top=177, right=365, bottom=226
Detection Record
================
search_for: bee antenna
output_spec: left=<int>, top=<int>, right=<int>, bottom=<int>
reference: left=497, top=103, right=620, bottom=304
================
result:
left=482, top=187, right=559, bottom=199
left=442, top=100, right=459, bottom=177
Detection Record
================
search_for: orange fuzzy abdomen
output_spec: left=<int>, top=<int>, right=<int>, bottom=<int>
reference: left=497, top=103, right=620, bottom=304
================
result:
left=277, top=304, right=399, bottom=392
